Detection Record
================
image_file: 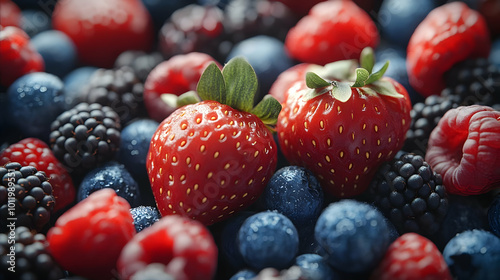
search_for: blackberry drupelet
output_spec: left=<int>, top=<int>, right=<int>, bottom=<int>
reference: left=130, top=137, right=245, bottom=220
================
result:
left=0, top=226, right=64, bottom=280
left=0, top=162, right=55, bottom=232
left=79, top=67, right=146, bottom=125
left=49, top=103, right=121, bottom=174
left=369, top=153, right=449, bottom=236
left=114, top=51, right=164, bottom=83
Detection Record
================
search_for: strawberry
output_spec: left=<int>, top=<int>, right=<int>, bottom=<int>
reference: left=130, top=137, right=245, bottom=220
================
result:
left=47, top=188, right=136, bottom=280
left=117, top=214, right=218, bottom=280
left=51, top=0, right=154, bottom=68
left=0, top=25, right=44, bottom=88
left=425, top=105, right=500, bottom=196
left=0, top=0, right=21, bottom=28
left=143, top=52, right=221, bottom=122
left=407, top=2, right=491, bottom=98
left=268, top=62, right=311, bottom=104
left=370, top=233, right=453, bottom=280
left=277, top=47, right=412, bottom=198
left=0, top=138, right=76, bottom=212
left=284, top=0, right=379, bottom=65
left=147, top=57, right=281, bottom=225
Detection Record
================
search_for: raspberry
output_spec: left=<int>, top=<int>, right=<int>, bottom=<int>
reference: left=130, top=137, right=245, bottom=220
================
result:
left=0, top=162, right=55, bottom=232
left=369, top=153, right=449, bottom=236
left=49, top=103, right=121, bottom=174
left=0, top=138, right=76, bottom=212
left=47, top=188, right=135, bottom=280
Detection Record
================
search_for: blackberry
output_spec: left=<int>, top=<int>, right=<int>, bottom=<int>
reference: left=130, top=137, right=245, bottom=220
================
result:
left=369, top=153, right=449, bottom=236
left=49, top=103, right=121, bottom=174
left=114, top=51, right=164, bottom=83
left=0, top=162, right=55, bottom=232
left=0, top=226, right=64, bottom=280
left=78, top=67, right=146, bottom=125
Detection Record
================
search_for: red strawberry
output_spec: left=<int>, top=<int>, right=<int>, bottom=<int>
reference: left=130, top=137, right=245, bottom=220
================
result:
left=0, top=138, right=75, bottom=212
left=143, top=52, right=221, bottom=122
left=284, top=0, right=379, bottom=65
left=147, top=57, right=281, bottom=225
left=277, top=47, right=412, bottom=198
left=425, top=105, right=500, bottom=195
left=47, top=188, right=135, bottom=280
left=268, top=62, right=311, bottom=104
left=407, top=2, right=491, bottom=98
left=0, top=0, right=21, bottom=28
left=51, top=0, right=154, bottom=68
left=371, top=233, right=452, bottom=280
left=117, top=214, right=218, bottom=280
left=0, top=25, right=44, bottom=87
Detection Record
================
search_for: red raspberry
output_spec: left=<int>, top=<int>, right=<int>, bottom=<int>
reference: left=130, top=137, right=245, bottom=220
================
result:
left=143, top=52, right=221, bottom=122
left=425, top=105, right=500, bottom=195
left=52, top=0, right=154, bottom=68
left=0, top=138, right=75, bottom=212
left=47, top=189, right=135, bottom=280
left=407, top=2, right=491, bottom=98
left=371, top=233, right=452, bottom=280
left=0, top=0, right=21, bottom=28
left=117, top=215, right=218, bottom=280
left=0, top=25, right=44, bottom=87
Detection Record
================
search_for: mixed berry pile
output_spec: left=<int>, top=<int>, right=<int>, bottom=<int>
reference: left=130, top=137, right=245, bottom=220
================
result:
left=1, top=0, right=500, bottom=279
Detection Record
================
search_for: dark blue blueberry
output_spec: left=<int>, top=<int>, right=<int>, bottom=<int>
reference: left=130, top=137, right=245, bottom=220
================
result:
left=118, top=119, right=159, bottom=182
left=20, top=9, right=52, bottom=37
left=78, top=161, right=141, bottom=207
left=31, top=30, right=78, bottom=78
left=490, top=39, right=500, bottom=70
left=295, top=254, right=340, bottom=280
left=443, top=229, right=500, bottom=280
left=237, top=211, right=299, bottom=270
left=314, top=200, right=391, bottom=274
left=488, top=194, right=500, bottom=237
left=7, top=72, right=65, bottom=140
left=130, top=206, right=161, bottom=232
left=141, top=0, right=195, bottom=30
left=63, top=67, right=98, bottom=110
left=229, top=269, right=257, bottom=280
left=220, top=211, right=254, bottom=271
left=377, top=0, right=435, bottom=48
left=226, top=35, right=294, bottom=100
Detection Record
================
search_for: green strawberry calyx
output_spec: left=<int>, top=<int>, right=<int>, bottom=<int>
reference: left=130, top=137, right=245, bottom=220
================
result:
left=304, top=47, right=405, bottom=102
left=176, top=56, right=282, bottom=126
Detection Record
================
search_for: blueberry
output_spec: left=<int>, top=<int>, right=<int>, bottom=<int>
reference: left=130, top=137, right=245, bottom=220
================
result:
left=7, top=72, right=65, bottom=140
left=377, top=0, right=435, bottom=48
left=31, top=30, right=78, bottom=78
left=130, top=206, right=161, bottom=232
left=229, top=269, right=257, bottom=280
left=488, top=194, right=500, bottom=237
left=226, top=35, right=294, bottom=100
left=78, top=161, right=141, bottom=207
left=294, top=254, right=339, bottom=280
left=220, top=211, right=254, bottom=271
left=314, top=199, right=391, bottom=274
left=443, top=229, right=500, bottom=280
left=63, top=67, right=99, bottom=110
left=237, top=211, right=299, bottom=270
left=490, top=39, right=500, bottom=71
left=141, top=0, right=195, bottom=30
left=20, top=9, right=52, bottom=37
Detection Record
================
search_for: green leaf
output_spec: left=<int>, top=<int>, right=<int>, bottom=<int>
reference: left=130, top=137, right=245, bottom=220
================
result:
left=312, top=59, right=358, bottom=81
left=250, top=95, right=282, bottom=125
left=177, top=90, right=201, bottom=107
left=367, top=79, right=405, bottom=99
left=351, top=68, right=370, bottom=87
left=222, top=57, right=258, bottom=112
left=306, top=72, right=331, bottom=89
left=360, top=47, right=375, bottom=74
left=331, top=81, right=353, bottom=103
left=365, top=61, right=389, bottom=85
left=196, top=62, right=226, bottom=104
left=160, top=93, right=179, bottom=108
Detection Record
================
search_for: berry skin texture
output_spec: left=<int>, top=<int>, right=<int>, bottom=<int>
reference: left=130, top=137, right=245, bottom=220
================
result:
left=0, top=25, right=44, bottom=88
left=371, top=233, right=452, bottom=280
left=130, top=205, right=160, bottom=233
left=285, top=0, right=379, bottom=65
left=47, top=188, right=135, bottom=280
left=442, top=229, right=500, bottom=280
left=314, top=200, right=392, bottom=274
left=425, top=105, right=500, bottom=195
left=147, top=100, right=277, bottom=225
left=51, top=0, right=154, bottom=68
left=117, top=214, right=218, bottom=280
left=407, top=2, right=491, bottom=97
left=143, top=52, right=221, bottom=122
left=0, top=138, right=75, bottom=212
